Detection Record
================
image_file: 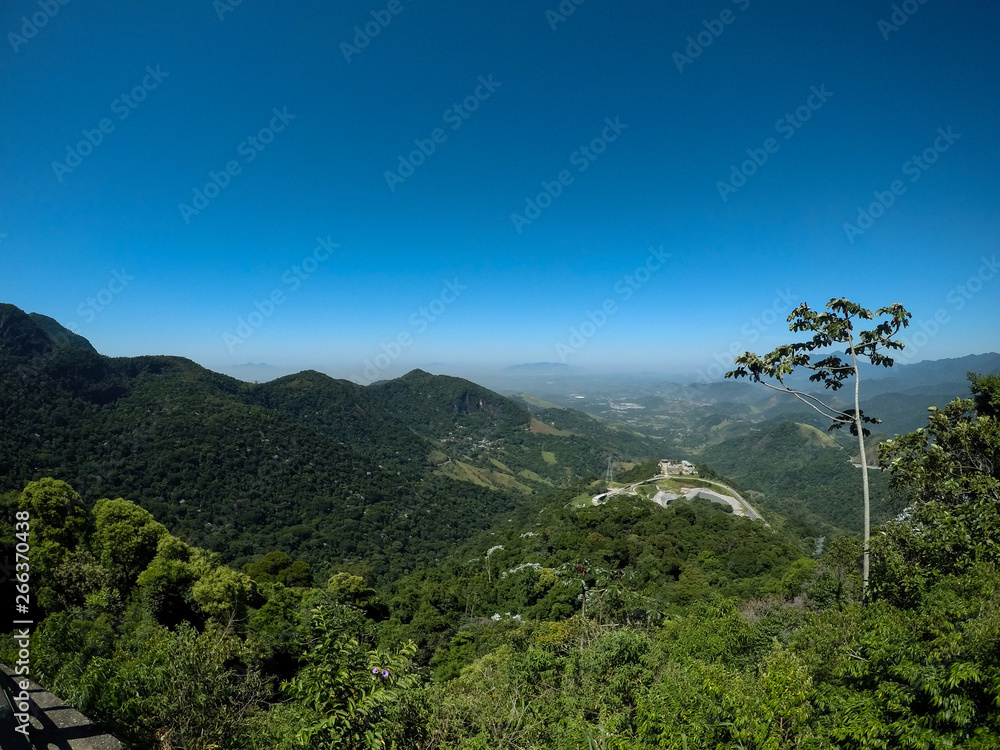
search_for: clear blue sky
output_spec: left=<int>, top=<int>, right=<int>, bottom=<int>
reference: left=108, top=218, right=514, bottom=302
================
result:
left=2, top=0, right=998, bottom=384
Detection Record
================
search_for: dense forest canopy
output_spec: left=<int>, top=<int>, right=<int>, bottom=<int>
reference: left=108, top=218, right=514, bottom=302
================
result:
left=0, top=303, right=668, bottom=581
left=1, top=369, right=998, bottom=747
left=3, top=304, right=1000, bottom=747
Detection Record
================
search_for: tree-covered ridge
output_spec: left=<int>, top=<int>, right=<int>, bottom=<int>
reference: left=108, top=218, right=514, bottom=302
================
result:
left=3, top=300, right=956, bottom=570
left=378, top=484, right=808, bottom=676
left=0, top=303, right=667, bottom=579
left=699, top=419, right=896, bottom=535
left=3, top=373, right=1000, bottom=748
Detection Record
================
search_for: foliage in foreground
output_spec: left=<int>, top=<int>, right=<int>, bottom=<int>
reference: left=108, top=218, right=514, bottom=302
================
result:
left=1, top=374, right=998, bottom=748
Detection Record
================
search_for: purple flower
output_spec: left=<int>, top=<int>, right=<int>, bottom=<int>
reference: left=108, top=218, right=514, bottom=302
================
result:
left=381, top=669, right=389, bottom=678
left=372, top=667, right=380, bottom=675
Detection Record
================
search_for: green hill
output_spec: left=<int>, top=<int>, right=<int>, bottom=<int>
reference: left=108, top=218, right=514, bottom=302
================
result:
left=795, top=422, right=839, bottom=448
left=2, top=306, right=998, bottom=749
left=0, top=304, right=663, bottom=580
left=698, top=419, right=896, bottom=535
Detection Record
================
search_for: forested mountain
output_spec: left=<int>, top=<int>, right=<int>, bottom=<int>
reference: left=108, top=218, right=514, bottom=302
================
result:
left=698, top=420, right=897, bottom=535
left=0, top=303, right=664, bottom=579
left=2, top=374, right=998, bottom=748
left=2, top=302, right=1000, bottom=747
left=1, top=301, right=977, bottom=576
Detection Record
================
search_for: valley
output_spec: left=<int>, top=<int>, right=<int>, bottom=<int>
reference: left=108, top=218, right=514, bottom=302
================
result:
left=1, top=302, right=999, bottom=749
left=3, top=301, right=993, bottom=573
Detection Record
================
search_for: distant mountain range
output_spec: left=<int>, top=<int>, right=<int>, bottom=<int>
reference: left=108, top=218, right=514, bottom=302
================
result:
left=502, top=362, right=573, bottom=373
left=501, top=353, right=1000, bottom=438
left=2, top=302, right=994, bottom=575
left=0, top=304, right=661, bottom=579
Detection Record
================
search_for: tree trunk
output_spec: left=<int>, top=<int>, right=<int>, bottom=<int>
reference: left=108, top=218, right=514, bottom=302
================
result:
left=856, top=412, right=870, bottom=599
left=850, top=350, right=870, bottom=601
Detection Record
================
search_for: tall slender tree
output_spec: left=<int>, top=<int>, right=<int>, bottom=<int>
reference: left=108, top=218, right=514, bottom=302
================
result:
left=725, top=298, right=911, bottom=598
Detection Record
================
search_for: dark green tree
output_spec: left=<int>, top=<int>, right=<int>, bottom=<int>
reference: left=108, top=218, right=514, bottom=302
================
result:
left=875, top=373, right=1000, bottom=597
left=282, top=604, right=420, bottom=749
left=92, top=497, right=168, bottom=595
left=726, top=298, right=911, bottom=598
left=243, top=550, right=314, bottom=588
left=18, top=478, right=93, bottom=579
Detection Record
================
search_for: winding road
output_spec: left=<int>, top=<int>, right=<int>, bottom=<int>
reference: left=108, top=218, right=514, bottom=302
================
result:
left=595, top=474, right=766, bottom=523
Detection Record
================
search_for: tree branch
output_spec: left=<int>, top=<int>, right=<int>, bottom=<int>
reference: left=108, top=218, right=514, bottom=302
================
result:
left=755, top=380, right=852, bottom=423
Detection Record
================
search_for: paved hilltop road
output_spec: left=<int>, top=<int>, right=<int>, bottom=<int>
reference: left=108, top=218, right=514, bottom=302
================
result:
left=686, top=477, right=764, bottom=521
left=596, top=474, right=766, bottom=524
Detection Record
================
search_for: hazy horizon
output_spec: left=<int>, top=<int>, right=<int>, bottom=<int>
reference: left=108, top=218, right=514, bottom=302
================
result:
left=12, top=299, right=996, bottom=391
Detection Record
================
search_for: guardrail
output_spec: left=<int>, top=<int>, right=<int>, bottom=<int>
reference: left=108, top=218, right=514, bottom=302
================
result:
left=0, top=664, right=36, bottom=750
left=0, top=664, right=122, bottom=749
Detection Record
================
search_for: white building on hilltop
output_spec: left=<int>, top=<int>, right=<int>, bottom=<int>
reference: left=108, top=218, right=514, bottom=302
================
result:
left=659, top=459, right=695, bottom=476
